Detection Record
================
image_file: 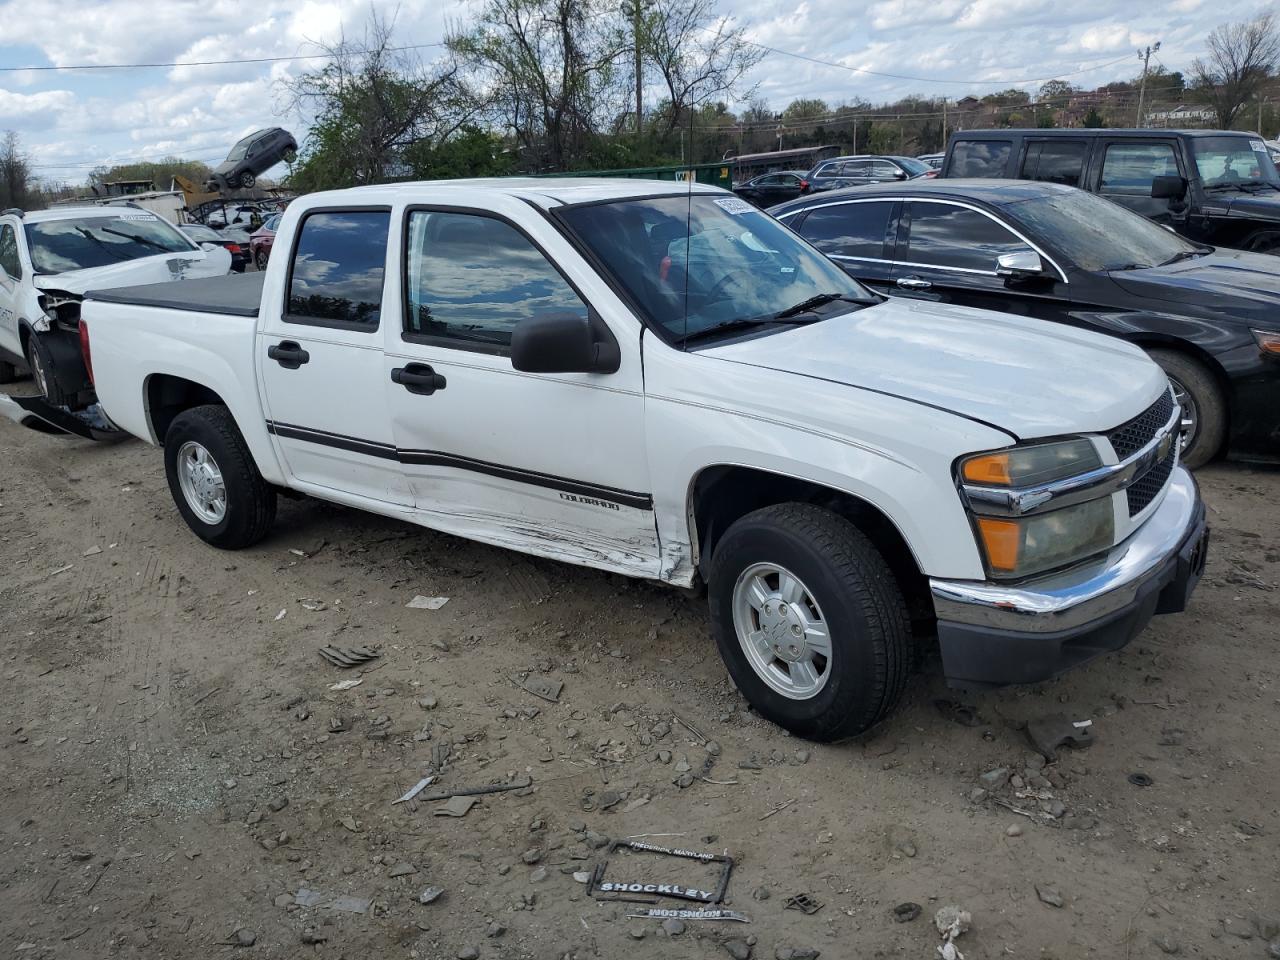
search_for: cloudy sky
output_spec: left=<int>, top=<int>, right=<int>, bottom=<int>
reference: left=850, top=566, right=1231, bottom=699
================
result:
left=0, top=0, right=1270, bottom=185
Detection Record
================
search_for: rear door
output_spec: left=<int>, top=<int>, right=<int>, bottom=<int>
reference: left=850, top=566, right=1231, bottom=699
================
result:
left=1019, top=139, right=1089, bottom=187
left=383, top=203, right=659, bottom=576
left=256, top=207, right=412, bottom=506
left=784, top=199, right=898, bottom=295
left=1093, top=139, right=1184, bottom=222
left=944, top=138, right=1014, bottom=178
left=889, top=200, right=1074, bottom=321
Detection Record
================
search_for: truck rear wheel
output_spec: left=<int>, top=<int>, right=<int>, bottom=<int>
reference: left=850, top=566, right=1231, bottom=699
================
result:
left=707, top=502, right=911, bottom=742
left=164, top=405, right=276, bottom=549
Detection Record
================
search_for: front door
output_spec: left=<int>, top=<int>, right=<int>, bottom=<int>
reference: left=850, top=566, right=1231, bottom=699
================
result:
left=0, top=221, right=24, bottom=361
left=1093, top=139, right=1185, bottom=224
left=257, top=207, right=412, bottom=506
left=383, top=205, right=659, bottom=576
left=888, top=200, right=1075, bottom=322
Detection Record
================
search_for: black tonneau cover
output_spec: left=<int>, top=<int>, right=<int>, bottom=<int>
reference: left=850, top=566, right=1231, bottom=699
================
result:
left=85, top=271, right=265, bottom=317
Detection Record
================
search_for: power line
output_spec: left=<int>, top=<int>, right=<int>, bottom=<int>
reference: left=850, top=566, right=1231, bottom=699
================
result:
left=747, top=43, right=1138, bottom=86
left=0, top=41, right=446, bottom=73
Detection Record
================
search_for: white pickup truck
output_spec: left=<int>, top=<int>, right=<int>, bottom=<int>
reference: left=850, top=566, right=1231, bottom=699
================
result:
left=55, top=179, right=1207, bottom=739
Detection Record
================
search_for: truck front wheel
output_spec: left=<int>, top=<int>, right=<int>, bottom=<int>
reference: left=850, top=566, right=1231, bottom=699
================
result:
left=164, top=405, right=276, bottom=549
left=708, top=503, right=911, bottom=742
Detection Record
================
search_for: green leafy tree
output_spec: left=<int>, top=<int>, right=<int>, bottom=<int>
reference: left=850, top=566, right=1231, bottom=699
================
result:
left=403, top=126, right=514, bottom=179
left=88, top=158, right=212, bottom=191
left=1082, top=107, right=1106, bottom=128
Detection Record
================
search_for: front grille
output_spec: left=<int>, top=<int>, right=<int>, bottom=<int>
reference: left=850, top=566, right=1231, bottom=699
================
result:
left=1107, top=389, right=1175, bottom=460
left=1126, top=444, right=1177, bottom=516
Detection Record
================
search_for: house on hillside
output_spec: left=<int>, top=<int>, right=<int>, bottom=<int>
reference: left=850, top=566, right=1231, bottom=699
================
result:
left=1147, top=103, right=1217, bottom=126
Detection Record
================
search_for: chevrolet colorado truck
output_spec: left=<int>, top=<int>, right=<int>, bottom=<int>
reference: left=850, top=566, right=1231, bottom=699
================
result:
left=57, top=179, right=1208, bottom=740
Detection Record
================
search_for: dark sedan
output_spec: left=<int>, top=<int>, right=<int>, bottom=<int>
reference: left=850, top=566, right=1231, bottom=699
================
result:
left=804, top=154, right=933, bottom=193
left=770, top=179, right=1280, bottom=467
left=733, top=170, right=810, bottom=206
left=207, top=127, right=298, bottom=191
left=177, top=222, right=249, bottom=272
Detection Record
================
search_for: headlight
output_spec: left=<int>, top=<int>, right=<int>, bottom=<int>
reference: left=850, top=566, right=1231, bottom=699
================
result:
left=960, top=438, right=1113, bottom=580
left=1253, top=328, right=1280, bottom=357
left=973, top=498, right=1114, bottom=579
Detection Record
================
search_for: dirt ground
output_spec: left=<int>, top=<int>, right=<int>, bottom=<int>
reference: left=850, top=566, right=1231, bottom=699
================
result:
left=1, top=391, right=1278, bottom=960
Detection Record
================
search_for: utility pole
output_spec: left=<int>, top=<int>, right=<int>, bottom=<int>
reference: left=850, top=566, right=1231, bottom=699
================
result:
left=941, top=97, right=947, bottom=145
left=628, top=0, right=644, bottom=135
left=1136, top=41, right=1161, bottom=127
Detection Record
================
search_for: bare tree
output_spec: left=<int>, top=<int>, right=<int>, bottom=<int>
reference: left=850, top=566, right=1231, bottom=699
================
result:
left=0, top=131, right=33, bottom=210
left=1191, top=11, right=1280, bottom=129
left=286, top=10, right=480, bottom=187
left=640, top=0, right=762, bottom=133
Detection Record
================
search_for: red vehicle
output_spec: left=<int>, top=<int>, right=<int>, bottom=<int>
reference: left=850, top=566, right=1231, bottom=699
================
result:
left=249, top=213, right=282, bottom=271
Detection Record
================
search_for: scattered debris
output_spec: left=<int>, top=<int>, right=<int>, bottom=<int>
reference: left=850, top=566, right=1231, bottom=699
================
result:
left=418, top=886, right=445, bottom=904
left=406, top=595, right=450, bottom=610
left=274, top=608, right=287, bottom=621
left=673, top=713, right=708, bottom=743
left=1035, top=885, right=1064, bottom=908
left=893, top=902, right=922, bottom=923
left=1128, top=772, right=1154, bottom=787
left=226, top=928, right=256, bottom=947
left=517, top=675, right=564, bottom=703
left=435, top=796, right=480, bottom=818
left=300, top=929, right=328, bottom=945
left=723, top=939, right=753, bottom=960
left=318, top=645, right=380, bottom=668
left=934, top=905, right=971, bottom=960
left=327, top=678, right=363, bottom=692
left=416, top=777, right=533, bottom=803
left=785, top=894, right=823, bottom=915
left=294, top=888, right=372, bottom=914
left=82, top=546, right=101, bottom=557
left=337, top=816, right=360, bottom=832
left=1006, top=824, right=1024, bottom=838
left=299, top=598, right=327, bottom=611
left=588, top=839, right=734, bottom=905
left=1026, top=715, right=1095, bottom=760
left=759, top=798, right=796, bottom=821
left=934, top=699, right=981, bottom=727
left=627, top=908, right=751, bottom=923
left=392, top=775, right=437, bottom=805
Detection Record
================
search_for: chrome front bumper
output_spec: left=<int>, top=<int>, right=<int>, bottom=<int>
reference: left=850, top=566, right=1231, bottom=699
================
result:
left=930, top=467, right=1207, bottom=686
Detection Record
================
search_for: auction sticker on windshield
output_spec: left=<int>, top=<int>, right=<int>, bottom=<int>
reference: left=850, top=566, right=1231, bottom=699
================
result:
left=119, top=213, right=159, bottom=220
left=1251, top=139, right=1269, bottom=153
left=714, top=197, right=755, bottom=215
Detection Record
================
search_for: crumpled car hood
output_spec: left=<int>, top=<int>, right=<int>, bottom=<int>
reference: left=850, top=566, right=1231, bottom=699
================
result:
left=32, top=250, right=229, bottom=296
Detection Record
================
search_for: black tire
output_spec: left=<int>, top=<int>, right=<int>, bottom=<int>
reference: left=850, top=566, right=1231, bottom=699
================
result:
left=282, top=147, right=297, bottom=163
left=254, top=248, right=269, bottom=271
left=0, top=359, right=18, bottom=384
left=1146, top=348, right=1226, bottom=469
left=239, top=172, right=256, bottom=189
left=164, top=405, right=276, bottom=549
left=707, top=502, right=912, bottom=742
left=25, top=335, right=69, bottom=406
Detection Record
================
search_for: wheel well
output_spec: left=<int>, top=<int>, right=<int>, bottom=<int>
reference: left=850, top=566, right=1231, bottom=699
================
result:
left=690, top=465, right=932, bottom=629
left=145, top=374, right=227, bottom=443
left=1127, top=336, right=1232, bottom=409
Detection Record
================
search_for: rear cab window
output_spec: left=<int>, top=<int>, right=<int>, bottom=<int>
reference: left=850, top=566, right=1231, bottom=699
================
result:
left=285, top=210, right=391, bottom=330
left=949, top=140, right=1013, bottom=178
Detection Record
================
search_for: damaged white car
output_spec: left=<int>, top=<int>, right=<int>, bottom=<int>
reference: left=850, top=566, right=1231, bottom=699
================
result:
left=0, top=204, right=231, bottom=437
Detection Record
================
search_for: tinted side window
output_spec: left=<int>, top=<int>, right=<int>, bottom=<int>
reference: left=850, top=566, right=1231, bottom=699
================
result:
left=405, top=211, right=588, bottom=350
left=950, top=140, right=1012, bottom=177
left=870, top=161, right=901, bottom=179
left=796, top=202, right=894, bottom=260
left=904, top=202, right=1031, bottom=271
left=1100, top=143, right=1179, bottom=195
left=286, top=211, right=390, bottom=328
left=0, top=224, right=20, bottom=279
left=1021, top=141, right=1087, bottom=186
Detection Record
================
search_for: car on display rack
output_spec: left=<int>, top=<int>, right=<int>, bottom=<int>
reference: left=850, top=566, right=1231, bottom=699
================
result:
left=0, top=205, right=231, bottom=433
left=178, top=222, right=250, bottom=272
left=804, top=154, right=934, bottom=192
left=206, top=127, right=298, bottom=192
left=769, top=178, right=1280, bottom=468
left=732, top=170, right=811, bottom=206
left=940, top=127, right=1280, bottom=254
left=2, top=179, right=1207, bottom=742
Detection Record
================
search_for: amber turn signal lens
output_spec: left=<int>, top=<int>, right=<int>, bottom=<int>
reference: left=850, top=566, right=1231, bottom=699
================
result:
left=976, top=517, right=1020, bottom=573
left=1254, top=329, right=1280, bottom=356
left=962, top=453, right=1011, bottom=486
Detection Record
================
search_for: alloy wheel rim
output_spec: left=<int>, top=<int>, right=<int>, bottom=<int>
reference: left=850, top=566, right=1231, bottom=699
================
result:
left=1168, top=376, right=1199, bottom=452
left=176, top=441, right=227, bottom=524
left=731, top=562, right=832, bottom=700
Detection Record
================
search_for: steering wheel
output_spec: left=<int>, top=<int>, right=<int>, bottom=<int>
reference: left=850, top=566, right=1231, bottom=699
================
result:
left=703, top=269, right=758, bottom=304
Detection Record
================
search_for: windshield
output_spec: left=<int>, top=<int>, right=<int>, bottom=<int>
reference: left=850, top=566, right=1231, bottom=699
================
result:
left=557, top=194, right=874, bottom=343
left=225, top=131, right=262, bottom=162
left=1003, top=191, right=1198, bottom=272
left=1192, top=136, right=1280, bottom=186
left=25, top=213, right=196, bottom=274
left=181, top=224, right=220, bottom=241
left=894, top=157, right=931, bottom=177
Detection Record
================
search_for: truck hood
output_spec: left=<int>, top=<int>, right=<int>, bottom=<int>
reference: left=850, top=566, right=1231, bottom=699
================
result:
left=31, top=250, right=228, bottom=296
left=1108, top=248, right=1280, bottom=316
left=701, top=297, right=1167, bottom=440
left=1204, top=188, right=1280, bottom=222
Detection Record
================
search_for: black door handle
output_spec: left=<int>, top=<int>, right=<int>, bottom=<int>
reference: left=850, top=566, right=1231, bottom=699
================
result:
left=268, top=341, right=310, bottom=369
left=392, top=363, right=447, bottom=396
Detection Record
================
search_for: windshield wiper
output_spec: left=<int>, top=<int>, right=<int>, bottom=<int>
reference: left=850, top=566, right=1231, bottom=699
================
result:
left=1109, top=263, right=1151, bottom=272
left=773, top=292, right=864, bottom=319
left=674, top=314, right=824, bottom=346
left=1158, top=248, right=1209, bottom=266
left=74, top=227, right=131, bottom=263
left=100, top=226, right=174, bottom=252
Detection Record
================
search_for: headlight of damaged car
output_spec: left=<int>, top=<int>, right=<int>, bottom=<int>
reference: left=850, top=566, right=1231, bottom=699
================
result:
left=960, top=439, right=1113, bottom=580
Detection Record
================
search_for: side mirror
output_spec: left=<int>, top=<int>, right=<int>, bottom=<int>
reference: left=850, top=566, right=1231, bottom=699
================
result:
left=893, top=170, right=908, bottom=180
left=995, top=249, right=1045, bottom=278
left=511, top=312, right=620, bottom=375
left=1151, top=175, right=1188, bottom=200
left=199, top=242, right=220, bottom=252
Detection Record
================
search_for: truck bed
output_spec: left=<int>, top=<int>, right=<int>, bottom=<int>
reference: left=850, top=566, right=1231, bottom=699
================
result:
left=84, top=271, right=265, bottom=317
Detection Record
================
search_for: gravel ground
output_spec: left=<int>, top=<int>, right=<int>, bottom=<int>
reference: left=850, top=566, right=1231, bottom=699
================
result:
left=1, top=395, right=1278, bottom=960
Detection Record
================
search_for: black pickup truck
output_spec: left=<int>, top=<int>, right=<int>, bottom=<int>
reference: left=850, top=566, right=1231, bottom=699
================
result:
left=940, top=128, right=1280, bottom=253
